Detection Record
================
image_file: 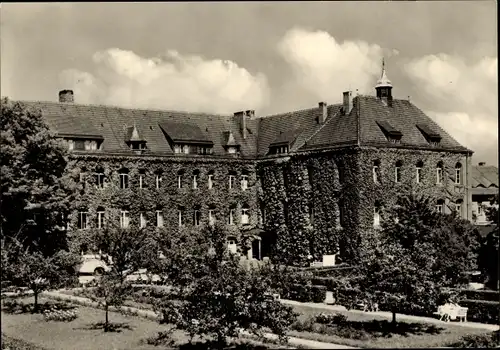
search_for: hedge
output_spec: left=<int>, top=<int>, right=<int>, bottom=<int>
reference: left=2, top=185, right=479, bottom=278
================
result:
left=460, top=299, right=500, bottom=325
left=281, top=284, right=327, bottom=303
left=451, top=289, right=500, bottom=302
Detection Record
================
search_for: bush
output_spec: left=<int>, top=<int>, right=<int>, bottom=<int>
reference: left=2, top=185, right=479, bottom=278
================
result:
left=43, top=308, right=79, bottom=322
left=312, top=265, right=357, bottom=278
left=448, top=330, right=500, bottom=348
left=315, top=312, right=347, bottom=326
left=456, top=289, right=499, bottom=302
left=460, top=299, right=500, bottom=325
left=281, top=284, right=326, bottom=303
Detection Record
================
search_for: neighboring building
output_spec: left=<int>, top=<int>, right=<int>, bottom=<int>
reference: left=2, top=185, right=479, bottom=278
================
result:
left=15, top=62, right=475, bottom=264
left=471, top=162, right=498, bottom=236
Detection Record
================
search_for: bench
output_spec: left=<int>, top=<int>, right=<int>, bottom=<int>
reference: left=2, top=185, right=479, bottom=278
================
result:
left=434, top=304, right=468, bottom=322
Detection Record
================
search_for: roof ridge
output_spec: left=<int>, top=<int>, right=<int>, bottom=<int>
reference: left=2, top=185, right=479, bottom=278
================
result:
left=16, top=99, right=232, bottom=119
left=259, top=103, right=342, bottom=120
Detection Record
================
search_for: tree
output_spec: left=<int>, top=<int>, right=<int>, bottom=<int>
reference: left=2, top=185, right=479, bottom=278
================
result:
left=2, top=235, right=81, bottom=311
left=1, top=98, right=78, bottom=254
left=479, top=194, right=499, bottom=290
left=154, top=223, right=298, bottom=347
left=81, top=214, right=158, bottom=331
left=1, top=98, right=81, bottom=303
left=340, top=194, right=480, bottom=324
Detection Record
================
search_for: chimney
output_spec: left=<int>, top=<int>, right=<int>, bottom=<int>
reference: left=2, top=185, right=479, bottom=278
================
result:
left=234, top=111, right=247, bottom=139
left=478, top=162, right=486, bottom=166
left=59, top=90, right=74, bottom=103
left=342, top=91, right=353, bottom=115
left=318, top=102, right=327, bottom=124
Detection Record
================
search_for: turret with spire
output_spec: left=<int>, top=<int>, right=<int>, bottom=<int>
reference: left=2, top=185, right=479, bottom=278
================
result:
left=375, top=58, right=393, bottom=106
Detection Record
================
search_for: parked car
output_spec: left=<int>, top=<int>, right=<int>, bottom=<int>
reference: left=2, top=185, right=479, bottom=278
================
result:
left=78, top=254, right=111, bottom=275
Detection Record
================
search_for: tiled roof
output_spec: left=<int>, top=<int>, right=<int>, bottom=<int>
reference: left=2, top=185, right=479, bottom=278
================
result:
left=356, top=96, right=470, bottom=151
left=471, top=165, right=498, bottom=188
left=18, top=93, right=471, bottom=158
left=159, top=121, right=212, bottom=144
left=21, top=101, right=258, bottom=157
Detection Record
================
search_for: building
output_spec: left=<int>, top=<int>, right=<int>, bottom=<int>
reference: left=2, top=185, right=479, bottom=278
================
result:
left=16, top=63, right=475, bottom=265
left=471, top=162, right=498, bottom=237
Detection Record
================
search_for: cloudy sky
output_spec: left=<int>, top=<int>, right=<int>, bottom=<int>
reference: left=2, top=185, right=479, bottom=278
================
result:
left=1, top=2, right=497, bottom=165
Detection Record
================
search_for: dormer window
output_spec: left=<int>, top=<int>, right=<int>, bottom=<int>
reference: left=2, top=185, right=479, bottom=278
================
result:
left=159, top=121, right=214, bottom=156
left=416, top=123, right=442, bottom=146
left=269, top=142, right=289, bottom=155
left=226, top=146, right=239, bottom=154
left=125, top=125, right=147, bottom=151
left=65, top=138, right=100, bottom=151
left=377, top=121, right=402, bottom=144
left=222, top=131, right=240, bottom=156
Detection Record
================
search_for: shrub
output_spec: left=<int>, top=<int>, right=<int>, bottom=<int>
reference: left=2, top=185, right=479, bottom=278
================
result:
left=460, top=299, right=500, bottom=325
left=448, top=330, right=500, bottom=348
left=281, top=284, right=326, bottom=303
left=458, top=289, right=499, bottom=302
left=315, top=312, right=347, bottom=326
left=43, top=308, right=79, bottom=322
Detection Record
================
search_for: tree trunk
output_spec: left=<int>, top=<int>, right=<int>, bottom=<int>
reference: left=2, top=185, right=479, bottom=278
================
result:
left=105, top=304, right=109, bottom=331
left=33, top=290, right=38, bottom=313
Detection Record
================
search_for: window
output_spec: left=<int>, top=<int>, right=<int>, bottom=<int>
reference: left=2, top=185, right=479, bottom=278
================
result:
left=478, top=204, right=483, bottom=215
left=194, top=210, right=201, bottom=226
left=455, top=163, right=462, bottom=184
left=120, top=210, right=130, bottom=228
left=74, top=140, right=85, bottom=150
left=229, top=175, right=236, bottom=189
left=96, top=210, right=105, bottom=229
left=416, top=161, right=423, bottom=183
left=338, top=199, right=345, bottom=228
left=241, top=175, right=248, bottom=191
left=140, top=213, right=147, bottom=228
left=258, top=208, right=264, bottom=225
left=156, top=174, right=162, bottom=189
left=198, top=146, right=213, bottom=155
left=193, top=173, right=198, bottom=189
left=177, top=174, right=183, bottom=189
left=436, top=162, right=444, bottom=184
left=338, top=165, right=345, bottom=184
left=436, top=199, right=444, bottom=213
left=373, top=160, right=380, bottom=184
left=119, top=171, right=129, bottom=189
left=183, top=145, right=190, bottom=154
left=395, top=161, right=402, bottom=183
left=178, top=209, right=184, bottom=227
left=227, top=146, right=238, bottom=154
left=208, top=210, right=215, bottom=226
left=309, top=205, right=315, bottom=224
left=374, top=203, right=381, bottom=228
left=79, top=171, right=86, bottom=184
left=156, top=210, right=164, bottom=227
left=228, top=209, right=235, bottom=225
left=85, top=140, right=98, bottom=151
left=68, top=140, right=74, bottom=150
left=174, top=144, right=182, bottom=154
left=95, top=171, right=105, bottom=188
left=78, top=211, right=88, bottom=230
left=455, top=201, right=462, bottom=217
left=241, top=208, right=249, bottom=224
left=208, top=174, right=213, bottom=189
left=139, top=170, right=145, bottom=189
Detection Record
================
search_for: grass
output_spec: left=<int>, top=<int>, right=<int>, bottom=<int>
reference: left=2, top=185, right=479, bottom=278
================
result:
left=1, top=297, right=291, bottom=350
left=54, top=288, right=495, bottom=348
left=288, top=304, right=495, bottom=348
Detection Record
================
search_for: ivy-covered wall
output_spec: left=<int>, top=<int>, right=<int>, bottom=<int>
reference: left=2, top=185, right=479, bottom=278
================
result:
left=256, top=146, right=472, bottom=266
left=67, top=154, right=259, bottom=254
left=67, top=145, right=472, bottom=266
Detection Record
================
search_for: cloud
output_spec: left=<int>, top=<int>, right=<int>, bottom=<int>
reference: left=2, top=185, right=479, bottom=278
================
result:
left=276, top=27, right=385, bottom=101
left=404, top=54, right=498, bottom=164
left=59, top=48, right=270, bottom=114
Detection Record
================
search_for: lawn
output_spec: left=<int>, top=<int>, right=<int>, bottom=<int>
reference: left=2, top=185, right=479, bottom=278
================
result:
left=288, top=304, right=495, bottom=348
left=53, top=289, right=495, bottom=348
left=1, top=297, right=291, bottom=350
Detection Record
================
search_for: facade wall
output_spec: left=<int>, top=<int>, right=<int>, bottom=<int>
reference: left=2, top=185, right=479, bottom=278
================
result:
left=68, top=144, right=472, bottom=265
left=68, top=154, right=259, bottom=253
